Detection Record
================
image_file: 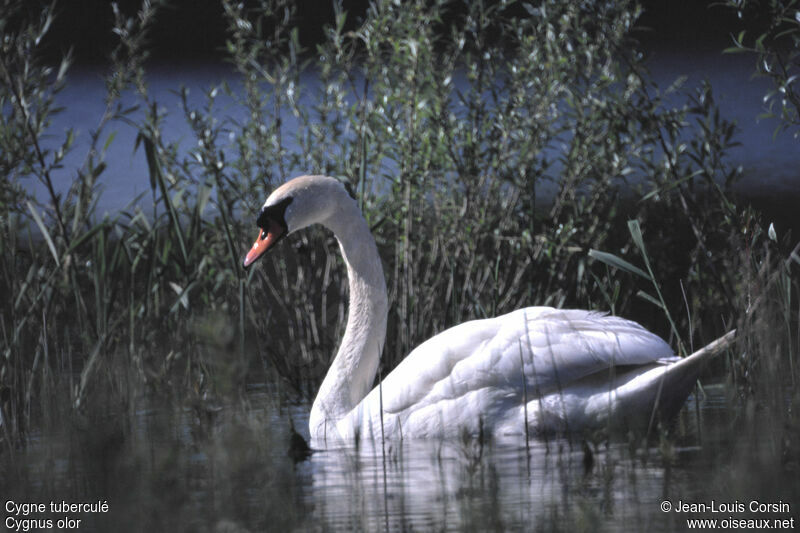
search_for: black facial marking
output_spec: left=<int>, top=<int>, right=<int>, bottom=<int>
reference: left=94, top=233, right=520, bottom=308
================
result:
left=256, top=196, right=293, bottom=231
left=342, top=180, right=357, bottom=200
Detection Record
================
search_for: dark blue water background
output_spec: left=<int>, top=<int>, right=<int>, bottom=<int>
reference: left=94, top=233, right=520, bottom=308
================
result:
left=29, top=49, right=800, bottom=233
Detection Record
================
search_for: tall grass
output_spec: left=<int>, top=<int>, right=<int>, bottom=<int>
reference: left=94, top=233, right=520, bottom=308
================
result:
left=0, top=0, right=797, bottom=469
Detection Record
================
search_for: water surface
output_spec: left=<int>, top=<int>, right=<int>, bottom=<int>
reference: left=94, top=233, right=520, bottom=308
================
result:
left=31, top=50, right=800, bottom=220
left=2, top=383, right=796, bottom=532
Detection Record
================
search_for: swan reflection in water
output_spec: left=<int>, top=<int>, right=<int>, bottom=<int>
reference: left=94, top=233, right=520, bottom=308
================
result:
left=290, top=401, right=709, bottom=532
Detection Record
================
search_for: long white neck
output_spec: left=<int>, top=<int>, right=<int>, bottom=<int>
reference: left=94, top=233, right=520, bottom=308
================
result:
left=309, top=197, right=388, bottom=439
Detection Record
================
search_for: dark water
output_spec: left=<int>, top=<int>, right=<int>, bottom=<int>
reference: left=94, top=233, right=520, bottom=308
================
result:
left=2, top=383, right=797, bottom=532
left=33, top=50, right=800, bottom=221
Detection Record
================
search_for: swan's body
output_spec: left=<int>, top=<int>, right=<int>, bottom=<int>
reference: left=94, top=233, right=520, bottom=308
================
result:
left=245, top=175, right=734, bottom=444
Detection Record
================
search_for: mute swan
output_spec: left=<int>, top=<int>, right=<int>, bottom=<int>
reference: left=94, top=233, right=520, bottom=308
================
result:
left=244, top=175, right=734, bottom=444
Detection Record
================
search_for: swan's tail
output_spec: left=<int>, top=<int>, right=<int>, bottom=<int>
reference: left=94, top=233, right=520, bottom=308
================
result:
left=585, top=330, right=737, bottom=431
left=647, top=329, right=736, bottom=426
left=667, top=329, right=737, bottom=374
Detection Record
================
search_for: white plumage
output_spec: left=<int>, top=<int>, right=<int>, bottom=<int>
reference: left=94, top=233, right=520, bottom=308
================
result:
left=244, top=175, right=734, bottom=446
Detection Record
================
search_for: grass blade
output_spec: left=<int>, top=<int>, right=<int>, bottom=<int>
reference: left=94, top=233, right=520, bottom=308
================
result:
left=139, top=131, right=189, bottom=267
left=627, top=219, right=646, bottom=254
left=26, top=201, right=60, bottom=267
left=636, top=290, right=665, bottom=309
left=588, top=249, right=649, bottom=280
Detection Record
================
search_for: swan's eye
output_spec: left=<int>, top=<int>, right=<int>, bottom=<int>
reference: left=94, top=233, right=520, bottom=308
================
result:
left=261, top=230, right=267, bottom=240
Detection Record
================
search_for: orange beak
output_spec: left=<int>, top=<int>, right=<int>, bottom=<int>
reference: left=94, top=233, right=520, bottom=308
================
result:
left=243, top=220, right=285, bottom=268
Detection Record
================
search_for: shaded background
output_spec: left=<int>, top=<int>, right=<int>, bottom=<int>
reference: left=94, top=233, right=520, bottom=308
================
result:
left=33, top=0, right=749, bottom=63
left=22, top=0, right=798, bottom=236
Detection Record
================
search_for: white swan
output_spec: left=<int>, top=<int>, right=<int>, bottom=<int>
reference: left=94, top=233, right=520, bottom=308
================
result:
left=244, top=175, right=734, bottom=444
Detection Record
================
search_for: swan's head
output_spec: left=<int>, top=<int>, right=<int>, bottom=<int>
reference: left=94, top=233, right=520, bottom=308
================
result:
left=243, top=175, right=351, bottom=268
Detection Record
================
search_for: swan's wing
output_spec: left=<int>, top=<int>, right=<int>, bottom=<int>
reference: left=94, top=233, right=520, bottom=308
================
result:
left=377, top=307, right=673, bottom=417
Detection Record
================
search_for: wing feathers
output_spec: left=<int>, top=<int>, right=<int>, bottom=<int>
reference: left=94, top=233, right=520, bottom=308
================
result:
left=375, top=307, right=672, bottom=419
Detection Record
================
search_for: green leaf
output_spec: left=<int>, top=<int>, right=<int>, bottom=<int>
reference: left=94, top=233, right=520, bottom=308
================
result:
left=588, top=249, right=649, bottom=280
left=197, top=181, right=212, bottom=216
left=66, top=221, right=108, bottom=254
left=169, top=280, right=196, bottom=313
left=103, top=131, right=117, bottom=152
left=26, top=201, right=60, bottom=267
left=636, top=290, right=664, bottom=309
left=91, top=161, right=107, bottom=179
left=723, top=46, right=750, bottom=54
left=627, top=219, right=646, bottom=254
